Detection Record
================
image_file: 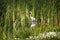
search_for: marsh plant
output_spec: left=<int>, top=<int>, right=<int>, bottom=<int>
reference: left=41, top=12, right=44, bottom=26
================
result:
left=0, top=0, right=60, bottom=40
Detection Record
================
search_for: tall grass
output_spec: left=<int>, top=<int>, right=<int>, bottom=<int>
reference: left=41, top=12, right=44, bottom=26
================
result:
left=0, top=0, right=60, bottom=40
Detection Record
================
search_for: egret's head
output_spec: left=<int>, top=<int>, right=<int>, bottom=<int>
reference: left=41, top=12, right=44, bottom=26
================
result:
left=30, top=11, right=32, bottom=14
left=30, top=11, right=32, bottom=16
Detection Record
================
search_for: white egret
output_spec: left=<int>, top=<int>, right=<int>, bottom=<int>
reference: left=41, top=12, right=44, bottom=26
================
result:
left=30, top=11, right=36, bottom=28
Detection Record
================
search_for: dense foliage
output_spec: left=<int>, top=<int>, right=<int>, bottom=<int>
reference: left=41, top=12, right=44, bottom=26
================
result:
left=0, top=0, right=60, bottom=40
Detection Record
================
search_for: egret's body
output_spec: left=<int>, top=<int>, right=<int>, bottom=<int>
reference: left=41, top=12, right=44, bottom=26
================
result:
left=30, top=11, right=36, bottom=28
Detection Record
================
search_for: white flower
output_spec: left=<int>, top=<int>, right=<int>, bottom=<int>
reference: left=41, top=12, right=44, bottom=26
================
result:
left=15, top=38, right=17, bottom=39
left=29, top=36, right=33, bottom=39
left=26, top=38, right=29, bottom=40
left=46, top=32, right=57, bottom=37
